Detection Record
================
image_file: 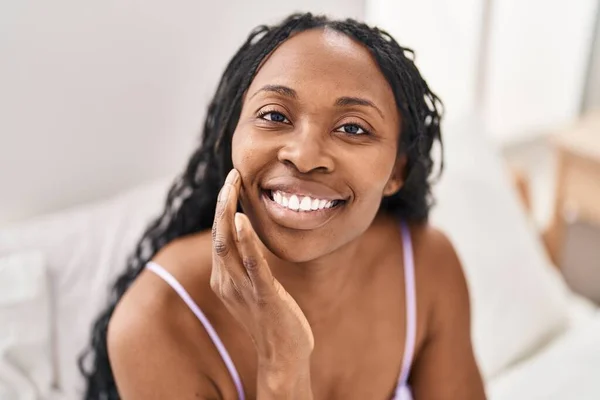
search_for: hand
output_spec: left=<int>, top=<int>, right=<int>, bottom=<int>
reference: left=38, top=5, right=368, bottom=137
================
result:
left=210, top=169, right=315, bottom=370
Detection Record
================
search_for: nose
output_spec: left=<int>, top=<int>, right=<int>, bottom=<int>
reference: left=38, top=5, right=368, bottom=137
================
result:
left=277, top=125, right=334, bottom=173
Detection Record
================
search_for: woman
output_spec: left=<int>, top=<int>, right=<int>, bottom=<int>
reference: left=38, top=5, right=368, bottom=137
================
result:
left=80, top=13, right=486, bottom=399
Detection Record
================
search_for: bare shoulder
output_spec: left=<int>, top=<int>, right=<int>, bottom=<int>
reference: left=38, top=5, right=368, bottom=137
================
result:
left=409, top=224, right=467, bottom=300
left=410, top=224, right=461, bottom=268
left=407, top=224, right=486, bottom=399
left=107, top=230, right=232, bottom=399
left=408, top=223, right=472, bottom=339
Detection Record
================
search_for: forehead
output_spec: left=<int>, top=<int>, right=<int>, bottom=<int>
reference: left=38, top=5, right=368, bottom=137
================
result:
left=247, top=28, right=398, bottom=116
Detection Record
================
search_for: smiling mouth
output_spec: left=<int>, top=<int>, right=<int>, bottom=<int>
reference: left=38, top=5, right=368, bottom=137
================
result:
left=263, top=189, right=346, bottom=212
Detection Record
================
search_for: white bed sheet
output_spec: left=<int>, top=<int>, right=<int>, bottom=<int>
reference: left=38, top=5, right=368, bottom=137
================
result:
left=0, top=178, right=172, bottom=399
left=489, top=310, right=600, bottom=400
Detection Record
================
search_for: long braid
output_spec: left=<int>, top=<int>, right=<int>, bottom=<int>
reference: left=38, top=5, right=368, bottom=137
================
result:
left=79, top=13, right=443, bottom=399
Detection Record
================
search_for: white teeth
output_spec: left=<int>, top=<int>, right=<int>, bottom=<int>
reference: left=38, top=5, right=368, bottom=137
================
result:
left=311, top=198, right=319, bottom=210
left=288, top=195, right=300, bottom=210
left=300, top=196, right=312, bottom=211
left=270, top=190, right=340, bottom=212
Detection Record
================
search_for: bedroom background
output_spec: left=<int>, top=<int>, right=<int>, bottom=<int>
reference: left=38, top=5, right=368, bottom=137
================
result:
left=1, top=0, right=600, bottom=399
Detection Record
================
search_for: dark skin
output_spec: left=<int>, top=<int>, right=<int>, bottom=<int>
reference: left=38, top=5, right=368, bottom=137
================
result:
left=107, top=28, right=486, bottom=399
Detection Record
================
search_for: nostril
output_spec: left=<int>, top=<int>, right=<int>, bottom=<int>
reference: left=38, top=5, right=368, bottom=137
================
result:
left=278, top=148, right=334, bottom=174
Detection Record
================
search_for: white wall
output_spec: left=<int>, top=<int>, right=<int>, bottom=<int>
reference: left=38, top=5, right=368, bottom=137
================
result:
left=483, top=0, right=598, bottom=144
left=366, top=0, right=598, bottom=146
left=0, top=0, right=364, bottom=225
left=365, top=0, right=484, bottom=127
left=3, top=0, right=597, bottom=225
left=582, top=14, right=600, bottom=112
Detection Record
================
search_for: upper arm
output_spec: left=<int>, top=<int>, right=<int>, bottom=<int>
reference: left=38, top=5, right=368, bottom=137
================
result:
left=410, top=228, right=486, bottom=399
left=107, top=274, right=221, bottom=400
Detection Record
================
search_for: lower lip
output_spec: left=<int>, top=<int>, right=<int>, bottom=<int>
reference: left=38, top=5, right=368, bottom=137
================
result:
left=260, top=191, right=343, bottom=230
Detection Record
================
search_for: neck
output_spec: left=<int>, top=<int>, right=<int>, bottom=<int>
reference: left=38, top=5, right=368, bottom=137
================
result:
left=265, top=213, right=394, bottom=326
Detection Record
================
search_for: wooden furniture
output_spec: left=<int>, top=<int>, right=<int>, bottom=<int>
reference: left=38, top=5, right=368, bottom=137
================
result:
left=544, top=111, right=600, bottom=267
left=510, top=167, right=532, bottom=215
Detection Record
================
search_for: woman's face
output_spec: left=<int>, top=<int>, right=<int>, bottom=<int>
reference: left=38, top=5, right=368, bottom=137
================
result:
left=232, top=28, right=402, bottom=262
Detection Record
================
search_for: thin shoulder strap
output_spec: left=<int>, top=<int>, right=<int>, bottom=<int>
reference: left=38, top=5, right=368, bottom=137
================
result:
left=146, top=261, right=246, bottom=400
left=398, top=220, right=417, bottom=386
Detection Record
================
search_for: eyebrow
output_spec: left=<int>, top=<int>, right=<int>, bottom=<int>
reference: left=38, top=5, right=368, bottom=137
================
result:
left=335, top=96, right=384, bottom=118
left=250, top=84, right=298, bottom=100
left=251, top=84, right=384, bottom=118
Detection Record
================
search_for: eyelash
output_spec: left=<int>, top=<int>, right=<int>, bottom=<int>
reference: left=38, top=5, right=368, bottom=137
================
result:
left=257, top=109, right=290, bottom=124
left=256, top=109, right=372, bottom=136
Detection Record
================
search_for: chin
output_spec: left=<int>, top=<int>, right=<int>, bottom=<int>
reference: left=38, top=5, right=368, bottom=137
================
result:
left=257, top=226, right=333, bottom=263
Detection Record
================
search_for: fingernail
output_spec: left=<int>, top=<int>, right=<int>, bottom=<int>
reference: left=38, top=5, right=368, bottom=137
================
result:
left=218, top=184, right=231, bottom=202
left=226, top=169, right=239, bottom=184
left=234, top=213, right=243, bottom=241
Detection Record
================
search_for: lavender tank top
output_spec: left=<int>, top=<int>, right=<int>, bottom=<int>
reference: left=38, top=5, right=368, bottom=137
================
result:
left=146, top=220, right=416, bottom=400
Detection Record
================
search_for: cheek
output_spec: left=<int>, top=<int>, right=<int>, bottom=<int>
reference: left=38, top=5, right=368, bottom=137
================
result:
left=232, top=119, right=285, bottom=170
left=231, top=128, right=247, bottom=171
left=231, top=126, right=278, bottom=204
left=231, top=127, right=264, bottom=175
left=350, top=149, right=397, bottom=201
left=231, top=129, right=257, bottom=210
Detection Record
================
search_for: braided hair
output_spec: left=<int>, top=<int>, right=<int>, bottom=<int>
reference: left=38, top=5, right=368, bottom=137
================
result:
left=79, top=12, right=443, bottom=399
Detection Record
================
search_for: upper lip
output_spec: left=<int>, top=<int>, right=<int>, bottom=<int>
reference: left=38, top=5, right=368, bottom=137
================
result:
left=262, top=177, right=347, bottom=201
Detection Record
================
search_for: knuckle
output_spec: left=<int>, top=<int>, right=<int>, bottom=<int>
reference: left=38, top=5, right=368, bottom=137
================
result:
left=241, top=255, right=259, bottom=272
left=211, top=224, right=220, bottom=244
left=213, top=237, right=230, bottom=258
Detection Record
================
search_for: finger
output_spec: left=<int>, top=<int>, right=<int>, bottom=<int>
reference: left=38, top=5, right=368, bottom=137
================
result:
left=234, top=212, right=274, bottom=295
left=212, top=169, right=247, bottom=280
left=209, top=257, right=222, bottom=293
left=210, top=255, right=247, bottom=304
left=212, top=169, right=240, bottom=259
left=214, top=168, right=241, bottom=223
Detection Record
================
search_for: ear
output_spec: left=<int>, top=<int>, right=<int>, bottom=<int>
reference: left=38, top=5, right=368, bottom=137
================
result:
left=383, top=155, right=406, bottom=197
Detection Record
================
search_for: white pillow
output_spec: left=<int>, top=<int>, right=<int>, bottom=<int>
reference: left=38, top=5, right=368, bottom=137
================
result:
left=0, top=251, right=52, bottom=400
left=488, top=312, right=600, bottom=400
left=430, top=116, right=572, bottom=379
left=0, top=178, right=171, bottom=399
